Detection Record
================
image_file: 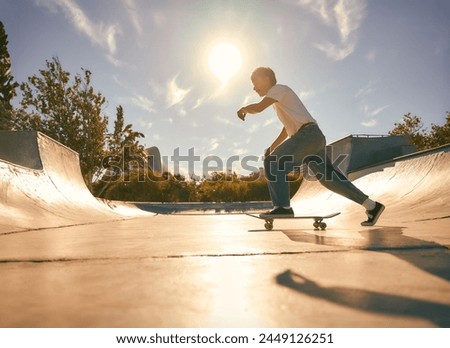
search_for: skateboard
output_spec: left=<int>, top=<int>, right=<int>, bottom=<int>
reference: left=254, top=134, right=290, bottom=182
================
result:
left=246, top=212, right=341, bottom=230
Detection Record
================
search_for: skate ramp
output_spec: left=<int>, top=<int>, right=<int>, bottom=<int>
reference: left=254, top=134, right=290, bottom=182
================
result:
left=0, top=131, right=147, bottom=233
left=1, top=130, right=448, bottom=233
left=327, top=134, right=416, bottom=175
left=292, top=145, right=450, bottom=224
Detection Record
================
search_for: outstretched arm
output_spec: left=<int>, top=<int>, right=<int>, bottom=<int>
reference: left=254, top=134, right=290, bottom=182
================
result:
left=237, top=97, right=276, bottom=120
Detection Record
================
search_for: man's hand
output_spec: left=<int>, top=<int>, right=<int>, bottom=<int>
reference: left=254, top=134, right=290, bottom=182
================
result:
left=237, top=98, right=276, bottom=122
left=237, top=108, right=247, bottom=121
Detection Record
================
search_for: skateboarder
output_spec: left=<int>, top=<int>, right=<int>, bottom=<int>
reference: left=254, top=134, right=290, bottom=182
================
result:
left=237, top=67, right=385, bottom=226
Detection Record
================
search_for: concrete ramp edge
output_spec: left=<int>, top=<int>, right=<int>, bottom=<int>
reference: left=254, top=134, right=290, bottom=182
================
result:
left=0, top=131, right=148, bottom=233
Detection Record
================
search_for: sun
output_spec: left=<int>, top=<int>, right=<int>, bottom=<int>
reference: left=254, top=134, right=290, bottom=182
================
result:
left=208, top=42, right=242, bottom=85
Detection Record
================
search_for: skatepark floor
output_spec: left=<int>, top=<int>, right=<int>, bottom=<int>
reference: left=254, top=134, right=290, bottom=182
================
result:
left=0, top=213, right=449, bottom=328
left=0, top=132, right=449, bottom=328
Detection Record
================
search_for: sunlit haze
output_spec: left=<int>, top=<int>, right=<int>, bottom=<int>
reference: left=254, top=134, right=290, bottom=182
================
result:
left=208, top=42, right=242, bottom=86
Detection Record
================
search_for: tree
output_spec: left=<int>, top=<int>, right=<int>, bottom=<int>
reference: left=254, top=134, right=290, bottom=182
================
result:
left=429, top=112, right=450, bottom=148
left=0, top=21, right=19, bottom=130
left=389, top=112, right=450, bottom=151
left=17, top=57, right=108, bottom=186
left=389, top=113, right=428, bottom=150
left=95, top=105, right=145, bottom=192
left=108, top=105, right=145, bottom=155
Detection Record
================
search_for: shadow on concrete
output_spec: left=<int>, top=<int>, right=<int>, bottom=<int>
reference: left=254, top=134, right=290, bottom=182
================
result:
left=276, top=270, right=450, bottom=327
left=359, top=227, right=450, bottom=282
left=283, top=226, right=450, bottom=282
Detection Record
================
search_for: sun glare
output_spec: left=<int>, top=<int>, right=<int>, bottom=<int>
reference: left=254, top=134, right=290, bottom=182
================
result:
left=208, top=42, right=242, bottom=85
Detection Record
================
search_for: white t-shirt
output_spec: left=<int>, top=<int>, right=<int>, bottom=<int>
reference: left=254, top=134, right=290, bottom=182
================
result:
left=266, top=84, right=317, bottom=137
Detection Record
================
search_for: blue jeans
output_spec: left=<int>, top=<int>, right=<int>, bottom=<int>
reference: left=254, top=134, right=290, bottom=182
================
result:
left=264, top=124, right=368, bottom=208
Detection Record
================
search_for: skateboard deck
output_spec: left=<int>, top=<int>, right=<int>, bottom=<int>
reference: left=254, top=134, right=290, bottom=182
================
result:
left=246, top=212, right=340, bottom=230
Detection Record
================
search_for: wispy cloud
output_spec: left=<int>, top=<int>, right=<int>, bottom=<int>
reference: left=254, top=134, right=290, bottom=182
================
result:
left=123, top=0, right=143, bottom=35
left=299, top=89, right=316, bottom=101
left=369, top=105, right=390, bottom=117
left=131, top=94, right=155, bottom=113
left=35, top=0, right=120, bottom=55
left=233, top=148, right=247, bottom=156
left=296, top=0, right=367, bottom=60
left=137, top=117, right=153, bottom=130
left=192, top=97, right=205, bottom=110
left=106, top=54, right=136, bottom=69
left=178, top=107, right=187, bottom=117
left=354, top=79, right=382, bottom=99
left=360, top=104, right=389, bottom=128
left=247, top=124, right=260, bottom=134
left=361, top=119, right=377, bottom=127
left=362, top=104, right=390, bottom=117
left=209, top=138, right=220, bottom=151
left=216, top=115, right=235, bottom=126
left=355, top=85, right=374, bottom=99
left=242, top=93, right=257, bottom=106
left=296, top=0, right=335, bottom=25
left=166, top=76, right=191, bottom=108
left=314, top=41, right=356, bottom=61
left=334, top=0, right=365, bottom=42
left=263, top=118, right=276, bottom=127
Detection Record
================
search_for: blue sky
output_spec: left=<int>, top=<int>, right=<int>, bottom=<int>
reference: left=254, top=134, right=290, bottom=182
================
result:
left=1, top=0, right=449, bottom=176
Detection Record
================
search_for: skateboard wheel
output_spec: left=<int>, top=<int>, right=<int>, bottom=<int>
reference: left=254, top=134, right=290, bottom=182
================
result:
left=320, top=222, right=327, bottom=230
left=264, top=222, right=273, bottom=231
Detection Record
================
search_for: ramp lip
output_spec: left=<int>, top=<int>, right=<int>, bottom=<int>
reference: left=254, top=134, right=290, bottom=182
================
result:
left=0, top=130, right=43, bottom=170
left=36, top=131, right=80, bottom=156
left=348, top=143, right=450, bottom=176
left=0, top=130, right=81, bottom=170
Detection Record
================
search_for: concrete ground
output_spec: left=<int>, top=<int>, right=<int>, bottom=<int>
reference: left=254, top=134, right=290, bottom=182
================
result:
left=1, top=213, right=449, bottom=328
left=1, top=132, right=449, bottom=328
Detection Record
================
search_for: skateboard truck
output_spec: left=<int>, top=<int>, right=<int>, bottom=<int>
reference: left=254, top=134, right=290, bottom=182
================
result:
left=247, top=212, right=341, bottom=231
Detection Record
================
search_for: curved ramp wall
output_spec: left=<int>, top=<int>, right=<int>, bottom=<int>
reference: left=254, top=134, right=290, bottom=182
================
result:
left=0, top=131, right=147, bottom=233
left=292, top=146, right=450, bottom=224
left=1, top=131, right=448, bottom=232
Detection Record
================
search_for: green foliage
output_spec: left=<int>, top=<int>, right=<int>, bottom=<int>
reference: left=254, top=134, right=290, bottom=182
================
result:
left=389, top=112, right=450, bottom=151
left=108, top=105, right=145, bottom=156
left=0, top=21, right=19, bottom=130
left=16, top=57, right=108, bottom=186
left=0, top=102, right=12, bottom=130
left=428, top=112, right=450, bottom=149
left=10, top=57, right=146, bottom=189
left=94, top=105, right=146, bottom=191
left=93, top=169, right=197, bottom=202
left=389, top=113, right=428, bottom=150
left=94, top=169, right=302, bottom=203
